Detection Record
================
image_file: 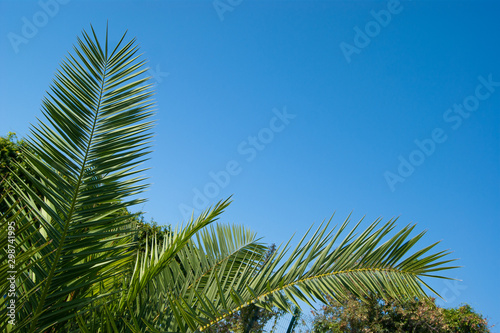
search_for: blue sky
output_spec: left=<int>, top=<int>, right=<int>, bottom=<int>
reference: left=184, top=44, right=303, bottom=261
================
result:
left=1, top=0, right=499, bottom=328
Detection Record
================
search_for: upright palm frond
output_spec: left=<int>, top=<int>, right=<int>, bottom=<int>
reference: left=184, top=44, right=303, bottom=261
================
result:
left=5, top=26, right=154, bottom=332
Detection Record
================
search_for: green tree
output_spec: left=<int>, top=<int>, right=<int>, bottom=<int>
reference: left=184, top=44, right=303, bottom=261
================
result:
left=309, top=292, right=491, bottom=333
left=1, top=26, right=458, bottom=332
left=0, top=133, right=34, bottom=212
left=0, top=133, right=23, bottom=180
left=206, top=303, right=285, bottom=333
left=443, top=304, right=491, bottom=333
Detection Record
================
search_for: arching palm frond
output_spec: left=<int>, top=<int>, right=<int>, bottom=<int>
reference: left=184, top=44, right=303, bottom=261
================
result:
left=162, top=216, right=457, bottom=332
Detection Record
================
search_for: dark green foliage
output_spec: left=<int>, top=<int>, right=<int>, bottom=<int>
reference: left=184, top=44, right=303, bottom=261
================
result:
left=442, top=304, right=491, bottom=333
left=135, top=215, right=171, bottom=249
left=0, top=133, right=23, bottom=175
left=206, top=304, right=285, bottom=333
left=0, top=133, right=29, bottom=212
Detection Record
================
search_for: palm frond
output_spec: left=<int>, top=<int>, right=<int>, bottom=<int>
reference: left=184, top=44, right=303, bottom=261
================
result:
left=5, top=25, right=154, bottom=332
left=164, top=215, right=457, bottom=332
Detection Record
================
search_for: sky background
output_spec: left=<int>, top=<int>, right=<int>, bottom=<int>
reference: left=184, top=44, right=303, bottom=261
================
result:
left=1, top=0, right=499, bottom=329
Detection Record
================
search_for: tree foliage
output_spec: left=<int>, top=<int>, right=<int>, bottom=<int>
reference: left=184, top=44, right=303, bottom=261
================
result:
left=0, top=133, right=35, bottom=212
left=442, top=304, right=492, bottom=333
left=1, top=26, right=458, bottom=332
left=205, top=303, right=285, bottom=333
left=308, top=292, right=491, bottom=333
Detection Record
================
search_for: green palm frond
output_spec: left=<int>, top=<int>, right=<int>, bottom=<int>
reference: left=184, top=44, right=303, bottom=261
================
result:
left=5, top=25, right=154, bottom=332
left=165, top=216, right=457, bottom=332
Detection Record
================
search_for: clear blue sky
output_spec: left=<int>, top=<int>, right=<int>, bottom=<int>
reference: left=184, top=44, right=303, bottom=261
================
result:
left=1, top=0, right=499, bottom=328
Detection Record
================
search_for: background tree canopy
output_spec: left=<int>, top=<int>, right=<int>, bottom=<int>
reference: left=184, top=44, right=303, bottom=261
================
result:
left=0, top=133, right=31, bottom=212
left=307, top=292, right=492, bottom=333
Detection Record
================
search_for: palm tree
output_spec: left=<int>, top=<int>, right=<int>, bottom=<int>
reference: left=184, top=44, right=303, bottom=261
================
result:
left=0, top=26, right=457, bottom=333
